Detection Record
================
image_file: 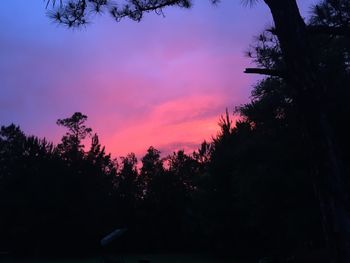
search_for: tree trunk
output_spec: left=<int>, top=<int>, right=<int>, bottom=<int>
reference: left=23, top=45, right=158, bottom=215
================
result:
left=263, top=1, right=350, bottom=262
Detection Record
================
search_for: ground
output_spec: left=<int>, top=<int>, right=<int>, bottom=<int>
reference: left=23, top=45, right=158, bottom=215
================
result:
left=1, top=254, right=247, bottom=263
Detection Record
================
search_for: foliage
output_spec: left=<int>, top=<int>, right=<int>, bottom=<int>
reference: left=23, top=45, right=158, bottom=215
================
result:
left=46, top=0, right=218, bottom=27
left=1, top=0, right=350, bottom=258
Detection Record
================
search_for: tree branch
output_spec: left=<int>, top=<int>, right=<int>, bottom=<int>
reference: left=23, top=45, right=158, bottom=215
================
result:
left=244, top=68, right=285, bottom=78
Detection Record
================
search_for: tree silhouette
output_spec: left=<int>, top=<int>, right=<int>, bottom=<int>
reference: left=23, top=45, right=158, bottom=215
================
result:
left=0, top=0, right=342, bottom=259
left=56, top=112, right=92, bottom=159
left=46, top=0, right=220, bottom=27
left=139, top=146, right=164, bottom=197
left=243, top=3, right=350, bottom=260
left=44, top=1, right=350, bottom=261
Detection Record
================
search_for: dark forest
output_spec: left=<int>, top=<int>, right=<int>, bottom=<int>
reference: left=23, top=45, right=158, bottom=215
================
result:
left=1, top=0, right=350, bottom=262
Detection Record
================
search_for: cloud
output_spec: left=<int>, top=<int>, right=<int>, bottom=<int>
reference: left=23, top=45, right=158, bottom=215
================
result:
left=106, top=94, right=238, bottom=157
left=1, top=0, right=272, bottom=159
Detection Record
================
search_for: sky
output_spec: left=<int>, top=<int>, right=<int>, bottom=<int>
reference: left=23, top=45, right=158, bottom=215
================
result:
left=0, top=0, right=318, bottom=158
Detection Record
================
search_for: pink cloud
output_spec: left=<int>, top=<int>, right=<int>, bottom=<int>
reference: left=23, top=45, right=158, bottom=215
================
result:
left=105, top=94, right=238, bottom=157
left=1, top=0, right=268, bottom=159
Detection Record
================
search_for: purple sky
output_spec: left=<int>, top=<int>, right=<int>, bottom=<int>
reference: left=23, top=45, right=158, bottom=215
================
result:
left=0, top=0, right=318, bottom=157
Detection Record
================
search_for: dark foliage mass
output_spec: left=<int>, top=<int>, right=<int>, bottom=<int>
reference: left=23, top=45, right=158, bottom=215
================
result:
left=1, top=0, right=350, bottom=261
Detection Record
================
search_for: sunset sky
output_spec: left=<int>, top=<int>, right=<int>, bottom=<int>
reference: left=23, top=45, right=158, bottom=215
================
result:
left=0, top=0, right=318, bottom=158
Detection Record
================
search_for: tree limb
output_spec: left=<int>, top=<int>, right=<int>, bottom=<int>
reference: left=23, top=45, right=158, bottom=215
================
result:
left=244, top=68, right=285, bottom=78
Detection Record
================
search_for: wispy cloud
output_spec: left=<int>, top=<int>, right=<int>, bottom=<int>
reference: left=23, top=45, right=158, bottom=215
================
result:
left=1, top=0, right=315, bottom=158
left=106, top=95, right=238, bottom=157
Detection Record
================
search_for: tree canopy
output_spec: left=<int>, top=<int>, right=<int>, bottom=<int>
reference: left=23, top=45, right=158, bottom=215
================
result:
left=1, top=0, right=348, bottom=261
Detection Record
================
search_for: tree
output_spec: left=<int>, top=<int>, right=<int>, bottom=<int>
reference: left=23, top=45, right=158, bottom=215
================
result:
left=56, top=112, right=92, bottom=159
left=139, top=146, right=164, bottom=196
left=45, top=1, right=350, bottom=261
left=207, top=78, right=325, bottom=255
left=115, top=153, right=140, bottom=222
left=245, top=2, right=350, bottom=261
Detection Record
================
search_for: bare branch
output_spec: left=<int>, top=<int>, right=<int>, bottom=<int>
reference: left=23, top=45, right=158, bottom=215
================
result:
left=244, top=68, right=285, bottom=78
